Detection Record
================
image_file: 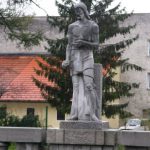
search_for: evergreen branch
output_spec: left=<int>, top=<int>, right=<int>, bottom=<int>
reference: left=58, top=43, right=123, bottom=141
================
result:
left=99, top=35, right=138, bottom=53
left=121, top=62, right=144, bottom=73
left=103, top=102, right=131, bottom=118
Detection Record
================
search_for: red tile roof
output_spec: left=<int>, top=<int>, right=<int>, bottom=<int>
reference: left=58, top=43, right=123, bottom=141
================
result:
left=0, top=55, right=50, bottom=102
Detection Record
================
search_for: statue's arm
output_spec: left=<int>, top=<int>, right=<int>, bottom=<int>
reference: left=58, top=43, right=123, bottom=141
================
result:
left=65, top=44, right=71, bottom=61
left=62, top=25, right=72, bottom=68
left=91, top=23, right=99, bottom=48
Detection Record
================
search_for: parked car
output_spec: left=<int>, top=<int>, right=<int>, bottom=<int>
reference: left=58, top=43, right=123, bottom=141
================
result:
left=119, top=119, right=144, bottom=130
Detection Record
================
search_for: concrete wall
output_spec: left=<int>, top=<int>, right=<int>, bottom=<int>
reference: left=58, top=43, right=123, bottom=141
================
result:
left=0, top=127, right=150, bottom=150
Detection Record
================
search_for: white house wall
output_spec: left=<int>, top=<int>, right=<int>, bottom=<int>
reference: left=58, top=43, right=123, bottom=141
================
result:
left=119, top=13, right=150, bottom=118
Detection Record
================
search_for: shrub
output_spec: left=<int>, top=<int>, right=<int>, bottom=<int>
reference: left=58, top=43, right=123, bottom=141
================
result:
left=19, top=114, right=41, bottom=127
left=0, top=105, right=41, bottom=127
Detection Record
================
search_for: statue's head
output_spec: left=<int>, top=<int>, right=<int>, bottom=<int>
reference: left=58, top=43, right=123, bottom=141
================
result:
left=74, top=2, right=90, bottom=20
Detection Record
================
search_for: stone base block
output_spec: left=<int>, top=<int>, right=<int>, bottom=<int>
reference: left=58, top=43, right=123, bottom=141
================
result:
left=60, top=120, right=109, bottom=130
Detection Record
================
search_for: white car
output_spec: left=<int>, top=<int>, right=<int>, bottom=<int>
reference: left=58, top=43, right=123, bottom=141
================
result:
left=119, top=119, right=144, bottom=130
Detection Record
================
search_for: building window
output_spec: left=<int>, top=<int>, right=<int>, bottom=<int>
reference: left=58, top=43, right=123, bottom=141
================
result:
left=27, top=108, right=35, bottom=116
left=57, top=110, right=65, bottom=120
left=147, top=73, right=150, bottom=89
left=143, top=109, right=150, bottom=118
left=0, top=105, right=7, bottom=118
left=148, top=40, right=150, bottom=56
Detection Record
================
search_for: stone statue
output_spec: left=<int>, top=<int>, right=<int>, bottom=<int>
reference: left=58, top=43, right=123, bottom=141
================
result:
left=62, top=2, right=100, bottom=121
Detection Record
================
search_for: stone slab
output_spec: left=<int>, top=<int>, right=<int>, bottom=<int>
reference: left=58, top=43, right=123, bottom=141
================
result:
left=0, top=127, right=42, bottom=143
left=60, top=120, right=109, bottom=130
left=104, top=129, right=118, bottom=146
left=46, top=129, right=64, bottom=144
left=47, top=128, right=105, bottom=146
left=117, top=131, right=150, bottom=147
left=95, top=131, right=104, bottom=145
left=64, top=129, right=96, bottom=145
left=94, top=63, right=103, bottom=119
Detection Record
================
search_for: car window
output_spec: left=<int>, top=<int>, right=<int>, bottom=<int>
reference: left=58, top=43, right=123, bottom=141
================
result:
left=127, top=119, right=141, bottom=126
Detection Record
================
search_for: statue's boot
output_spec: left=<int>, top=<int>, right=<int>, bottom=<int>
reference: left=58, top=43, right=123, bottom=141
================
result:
left=91, top=114, right=100, bottom=122
left=67, top=115, right=78, bottom=120
left=85, top=83, right=100, bottom=122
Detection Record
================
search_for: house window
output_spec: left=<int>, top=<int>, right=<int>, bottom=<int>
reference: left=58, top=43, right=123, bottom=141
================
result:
left=147, top=73, right=150, bottom=89
left=143, top=109, right=150, bottom=118
left=57, top=110, right=65, bottom=120
left=27, top=108, right=35, bottom=116
left=148, top=40, right=150, bottom=56
left=0, top=105, right=7, bottom=118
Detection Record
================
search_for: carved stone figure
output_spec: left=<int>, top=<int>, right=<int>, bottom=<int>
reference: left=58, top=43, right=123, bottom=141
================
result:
left=62, top=2, right=100, bottom=121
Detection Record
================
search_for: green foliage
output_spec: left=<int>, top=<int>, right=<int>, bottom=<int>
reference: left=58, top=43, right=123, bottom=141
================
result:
left=141, top=119, right=150, bottom=130
left=8, top=143, right=16, bottom=150
left=117, top=145, right=125, bottom=150
left=33, top=56, right=72, bottom=114
left=34, top=0, right=143, bottom=118
left=0, top=105, right=41, bottom=127
left=0, top=105, right=20, bottom=126
left=19, top=114, right=41, bottom=127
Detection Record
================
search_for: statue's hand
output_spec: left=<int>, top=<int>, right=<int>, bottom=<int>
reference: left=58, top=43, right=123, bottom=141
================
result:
left=74, top=40, right=85, bottom=47
left=62, top=60, right=70, bottom=69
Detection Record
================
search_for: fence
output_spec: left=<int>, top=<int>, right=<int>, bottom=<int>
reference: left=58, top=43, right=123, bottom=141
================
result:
left=0, top=127, right=150, bottom=150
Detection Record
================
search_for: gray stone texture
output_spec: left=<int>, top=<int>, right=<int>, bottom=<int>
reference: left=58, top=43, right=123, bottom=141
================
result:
left=47, top=129, right=64, bottom=144
left=104, top=130, right=118, bottom=146
left=94, top=63, right=103, bottom=119
left=64, top=129, right=96, bottom=145
left=1, top=127, right=150, bottom=150
left=48, top=145, right=104, bottom=150
left=60, top=121, right=103, bottom=130
left=62, top=3, right=101, bottom=121
left=95, top=131, right=104, bottom=145
left=47, top=128, right=105, bottom=146
left=117, top=131, right=150, bottom=147
left=0, top=127, right=42, bottom=143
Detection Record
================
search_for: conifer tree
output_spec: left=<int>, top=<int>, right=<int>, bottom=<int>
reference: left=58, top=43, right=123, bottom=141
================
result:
left=0, top=0, right=43, bottom=48
left=34, top=0, right=143, bottom=118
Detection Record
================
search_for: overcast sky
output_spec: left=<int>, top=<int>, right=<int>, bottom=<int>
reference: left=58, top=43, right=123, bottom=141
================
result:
left=26, top=0, right=150, bottom=16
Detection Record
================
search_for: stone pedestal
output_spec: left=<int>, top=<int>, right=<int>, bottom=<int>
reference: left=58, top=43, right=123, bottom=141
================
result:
left=60, top=120, right=109, bottom=130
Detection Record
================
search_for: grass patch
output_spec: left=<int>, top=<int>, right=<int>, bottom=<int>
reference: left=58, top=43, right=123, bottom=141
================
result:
left=8, top=143, right=16, bottom=150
